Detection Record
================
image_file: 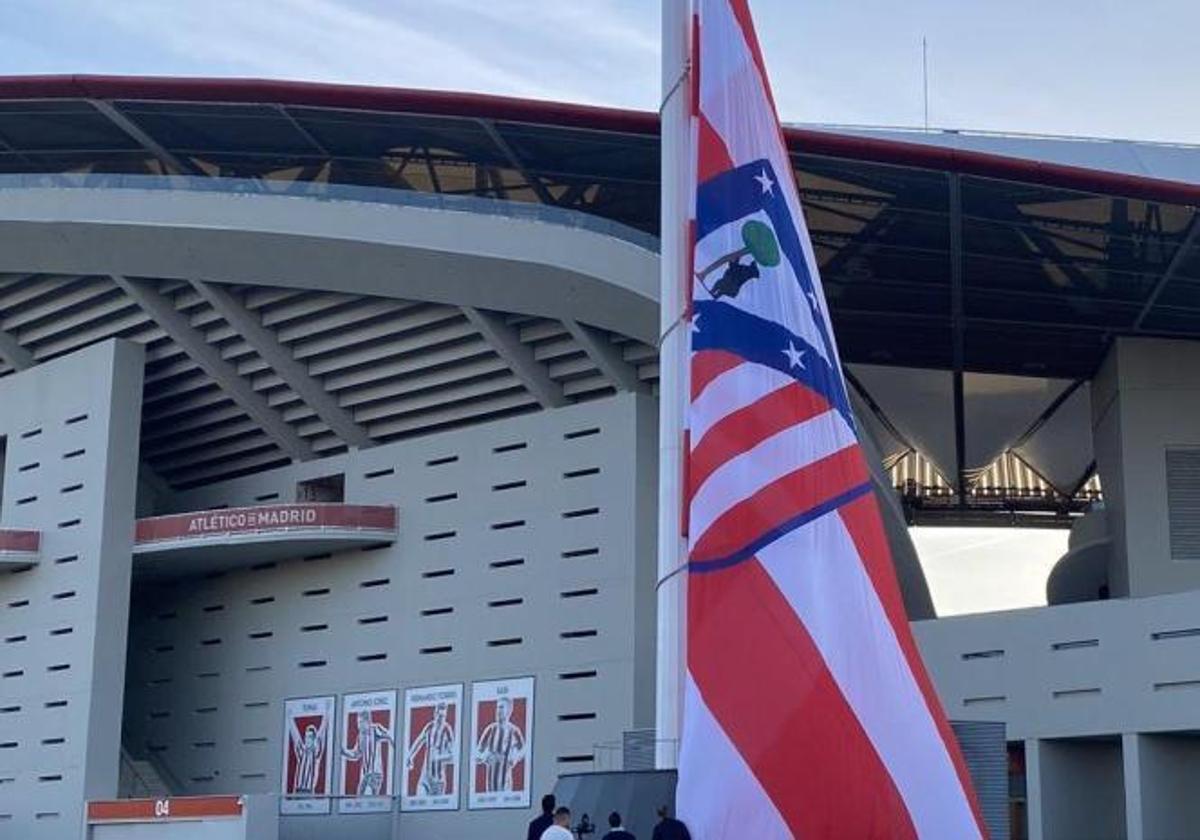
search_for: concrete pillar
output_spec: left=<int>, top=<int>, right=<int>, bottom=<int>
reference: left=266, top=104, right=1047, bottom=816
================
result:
left=1092, top=337, right=1200, bottom=598
left=1122, top=733, right=1143, bottom=840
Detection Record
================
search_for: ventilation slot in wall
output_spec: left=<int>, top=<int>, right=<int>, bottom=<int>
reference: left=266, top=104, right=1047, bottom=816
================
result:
left=558, top=712, right=597, bottom=721
left=357, top=653, right=387, bottom=662
left=564, top=467, right=600, bottom=479
left=65, top=413, right=88, bottom=425
left=1152, top=627, right=1200, bottom=641
left=491, top=520, right=525, bottom=531
left=421, top=645, right=452, bottom=655
left=364, top=467, right=395, bottom=479
left=299, top=660, right=327, bottom=669
left=562, top=548, right=599, bottom=559
left=559, top=670, right=598, bottom=681
left=564, top=428, right=600, bottom=440
left=425, top=492, right=458, bottom=503
left=425, top=530, right=457, bottom=541
left=422, top=568, right=455, bottom=579
left=421, top=607, right=454, bottom=617
left=1167, top=448, right=1200, bottom=561
left=358, top=615, right=389, bottom=625
left=562, top=588, right=599, bottom=599
left=54, top=555, right=78, bottom=565
left=1051, top=639, right=1099, bottom=651
left=250, top=596, right=275, bottom=605
left=63, top=448, right=85, bottom=460
left=492, top=480, right=526, bottom=492
left=961, top=649, right=1005, bottom=660
left=561, top=629, right=598, bottom=639
left=490, top=558, right=525, bottom=569
left=360, top=578, right=390, bottom=589
left=488, top=637, right=523, bottom=648
left=427, top=455, right=459, bottom=467
left=254, top=492, right=280, bottom=502
left=563, top=507, right=600, bottom=520
left=493, top=441, right=528, bottom=453
left=489, top=598, right=523, bottom=608
left=302, top=587, right=330, bottom=598
left=17, top=462, right=38, bottom=473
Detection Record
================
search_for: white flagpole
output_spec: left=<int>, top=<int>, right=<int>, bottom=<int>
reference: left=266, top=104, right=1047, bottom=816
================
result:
left=656, top=0, right=691, bottom=771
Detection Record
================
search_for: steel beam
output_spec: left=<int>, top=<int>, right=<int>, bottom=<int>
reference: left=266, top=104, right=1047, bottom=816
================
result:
left=949, top=174, right=967, bottom=501
left=188, top=280, right=373, bottom=450
left=112, top=276, right=313, bottom=461
left=89, top=99, right=192, bottom=176
left=0, top=326, right=33, bottom=370
left=478, top=119, right=555, bottom=205
left=1133, top=212, right=1200, bottom=331
left=563, top=319, right=644, bottom=392
left=461, top=306, right=567, bottom=409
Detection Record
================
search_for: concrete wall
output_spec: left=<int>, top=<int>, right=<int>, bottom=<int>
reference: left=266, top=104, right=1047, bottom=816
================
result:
left=0, top=339, right=144, bottom=835
left=122, top=392, right=658, bottom=840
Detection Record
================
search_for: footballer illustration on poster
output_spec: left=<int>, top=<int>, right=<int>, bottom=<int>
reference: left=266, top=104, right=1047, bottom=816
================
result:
left=468, top=676, right=534, bottom=809
left=400, top=683, right=463, bottom=812
left=281, top=695, right=336, bottom=815
left=337, top=689, right=397, bottom=814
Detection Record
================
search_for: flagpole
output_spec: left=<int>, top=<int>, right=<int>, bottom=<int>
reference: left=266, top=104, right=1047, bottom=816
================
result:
left=656, top=0, right=691, bottom=771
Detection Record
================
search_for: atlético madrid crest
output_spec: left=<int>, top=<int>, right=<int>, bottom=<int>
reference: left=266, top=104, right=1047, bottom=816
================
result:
left=692, top=158, right=853, bottom=428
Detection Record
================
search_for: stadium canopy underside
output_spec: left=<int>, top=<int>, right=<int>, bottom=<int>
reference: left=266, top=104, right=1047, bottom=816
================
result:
left=0, top=76, right=1197, bottom=524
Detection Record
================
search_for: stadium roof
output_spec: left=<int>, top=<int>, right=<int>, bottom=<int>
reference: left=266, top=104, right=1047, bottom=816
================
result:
left=0, top=76, right=1196, bottom=502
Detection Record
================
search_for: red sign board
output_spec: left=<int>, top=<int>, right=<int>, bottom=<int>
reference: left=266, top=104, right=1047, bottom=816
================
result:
left=0, top=529, right=39, bottom=553
left=87, top=796, right=243, bottom=822
left=136, top=504, right=397, bottom=544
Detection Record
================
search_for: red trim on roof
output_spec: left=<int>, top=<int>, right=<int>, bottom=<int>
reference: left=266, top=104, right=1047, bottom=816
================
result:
left=0, top=75, right=1196, bottom=206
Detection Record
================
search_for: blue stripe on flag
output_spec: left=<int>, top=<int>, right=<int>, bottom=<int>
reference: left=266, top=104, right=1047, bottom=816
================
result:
left=692, top=299, right=853, bottom=426
left=688, top=481, right=874, bottom=574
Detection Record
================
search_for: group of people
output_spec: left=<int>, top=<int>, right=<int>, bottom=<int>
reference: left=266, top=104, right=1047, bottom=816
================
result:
left=527, top=794, right=691, bottom=840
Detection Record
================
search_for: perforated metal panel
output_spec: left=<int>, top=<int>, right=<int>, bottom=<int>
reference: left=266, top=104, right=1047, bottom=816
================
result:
left=1166, top=448, right=1200, bottom=561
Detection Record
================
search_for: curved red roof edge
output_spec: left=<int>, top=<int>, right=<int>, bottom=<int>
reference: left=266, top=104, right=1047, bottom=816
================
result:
left=1, top=74, right=1198, bottom=206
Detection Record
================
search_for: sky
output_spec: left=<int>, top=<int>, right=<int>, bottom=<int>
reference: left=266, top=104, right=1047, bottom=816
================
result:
left=1, top=0, right=1198, bottom=144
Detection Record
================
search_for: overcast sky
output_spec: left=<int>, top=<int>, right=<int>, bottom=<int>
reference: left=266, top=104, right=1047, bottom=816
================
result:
left=2, top=0, right=1198, bottom=144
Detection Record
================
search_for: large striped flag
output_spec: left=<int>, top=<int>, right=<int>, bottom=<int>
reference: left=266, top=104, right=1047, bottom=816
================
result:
left=674, top=1, right=986, bottom=837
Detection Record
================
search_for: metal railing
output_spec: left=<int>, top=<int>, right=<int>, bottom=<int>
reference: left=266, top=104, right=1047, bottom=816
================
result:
left=0, top=172, right=661, bottom=253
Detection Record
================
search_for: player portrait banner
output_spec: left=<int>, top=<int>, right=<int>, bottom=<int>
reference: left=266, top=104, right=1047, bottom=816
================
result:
left=337, top=689, right=398, bottom=814
left=468, top=676, right=534, bottom=810
left=280, top=695, right=336, bottom=815
left=400, top=683, right=463, bottom=812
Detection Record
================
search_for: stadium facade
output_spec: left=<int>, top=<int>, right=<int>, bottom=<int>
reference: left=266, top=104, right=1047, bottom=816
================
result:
left=0, top=76, right=1197, bottom=839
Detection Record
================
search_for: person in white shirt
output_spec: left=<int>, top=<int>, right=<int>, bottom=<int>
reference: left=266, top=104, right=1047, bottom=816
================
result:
left=540, top=805, right=574, bottom=840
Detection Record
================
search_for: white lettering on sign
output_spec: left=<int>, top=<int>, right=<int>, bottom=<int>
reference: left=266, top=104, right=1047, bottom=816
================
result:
left=154, top=799, right=170, bottom=818
left=185, top=507, right=320, bottom=534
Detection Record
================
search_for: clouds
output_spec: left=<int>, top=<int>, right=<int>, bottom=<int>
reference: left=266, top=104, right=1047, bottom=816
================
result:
left=13, top=0, right=658, bottom=108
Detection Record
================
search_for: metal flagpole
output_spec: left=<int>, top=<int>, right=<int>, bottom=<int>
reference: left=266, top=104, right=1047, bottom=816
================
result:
left=655, top=0, right=691, bottom=771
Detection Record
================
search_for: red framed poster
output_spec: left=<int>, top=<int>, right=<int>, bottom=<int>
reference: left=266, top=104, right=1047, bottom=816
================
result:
left=468, top=676, right=534, bottom=810
left=337, top=689, right=397, bottom=814
left=400, top=683, right=463, bottom=812
left=280, top=695, right=336, bottom=815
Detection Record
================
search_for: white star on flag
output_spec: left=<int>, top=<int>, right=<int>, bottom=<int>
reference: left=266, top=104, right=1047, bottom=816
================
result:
left=754, top=168, right=774, bottom=195
left=782, top=341, right=806, bottom=369
left=691, top=312, right=701, bottom=333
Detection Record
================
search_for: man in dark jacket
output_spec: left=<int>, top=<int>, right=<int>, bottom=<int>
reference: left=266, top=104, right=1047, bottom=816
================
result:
left=527, top=794, right=556, bottom=840
left=651, top=806, right=691, bottom=840
left=602, top=810, right=636, bottom=840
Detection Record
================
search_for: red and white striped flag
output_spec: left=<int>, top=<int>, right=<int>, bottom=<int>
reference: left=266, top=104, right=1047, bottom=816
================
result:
left=674, top=1, right=986, bottom=837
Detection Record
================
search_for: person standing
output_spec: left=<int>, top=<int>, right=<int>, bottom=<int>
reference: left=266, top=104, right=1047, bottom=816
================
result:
left=651, top=806, right=691, bottom=840
left=602, top=810, right=636, bottom=840
left=527, top=794, right=556, bottom=840
left=540, top=806, right=574, bottom=840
